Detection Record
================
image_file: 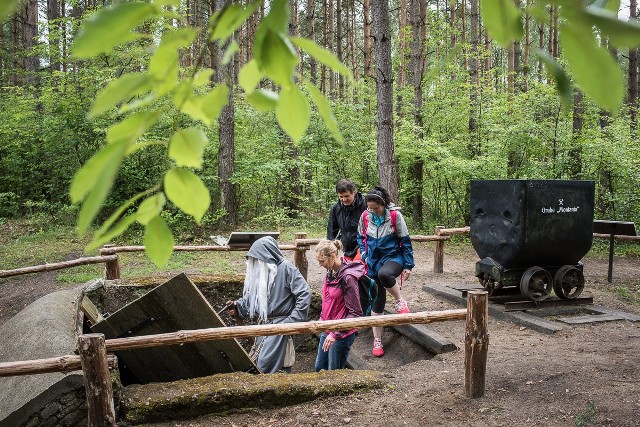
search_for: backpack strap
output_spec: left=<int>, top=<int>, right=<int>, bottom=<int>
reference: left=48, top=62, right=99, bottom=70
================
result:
left=390, top=209, right=397, bottom=234
left=361, top=210, right=369, bottom=254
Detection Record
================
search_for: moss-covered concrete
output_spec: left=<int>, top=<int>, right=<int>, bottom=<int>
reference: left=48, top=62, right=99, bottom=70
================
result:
left=122, top=370, right=388, bottom=424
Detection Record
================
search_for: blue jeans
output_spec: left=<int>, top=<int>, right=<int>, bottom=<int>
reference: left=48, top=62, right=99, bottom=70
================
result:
left=315, top=332, right=357, bottom=371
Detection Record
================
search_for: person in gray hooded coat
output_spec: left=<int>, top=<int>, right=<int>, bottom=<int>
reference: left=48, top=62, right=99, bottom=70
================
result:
left=227, top=236, right=311, bottom=373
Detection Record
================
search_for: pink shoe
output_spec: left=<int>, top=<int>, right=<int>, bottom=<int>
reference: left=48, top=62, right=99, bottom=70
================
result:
left=372, top=338, right=384, bottom=357
left=395, top=298, right=410, bottom=314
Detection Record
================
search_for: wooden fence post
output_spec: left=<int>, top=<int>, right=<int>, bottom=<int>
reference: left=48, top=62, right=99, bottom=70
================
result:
left=294, top=232, right=309, bottom=281
left=101, top=245, right=120, bottom=280
left=464, top=291, right=489, bottom=398
left=78, top=333, right=116, bottom=427
left=433, top=226, right=445, bottom=273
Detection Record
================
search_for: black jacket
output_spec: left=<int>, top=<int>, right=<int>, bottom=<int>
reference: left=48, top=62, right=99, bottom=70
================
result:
left=326, top=193, right=367, bottom=257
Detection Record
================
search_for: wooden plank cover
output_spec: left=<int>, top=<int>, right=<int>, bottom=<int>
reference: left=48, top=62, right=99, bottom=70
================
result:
left=91, top=273, right=257, bottom=384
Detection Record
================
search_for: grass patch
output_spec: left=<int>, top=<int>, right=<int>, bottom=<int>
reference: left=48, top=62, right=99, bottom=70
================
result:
left=614, top=282, right=640, bottom=306
left=56, top=264, right=104, bottom=283
left=574, top=401, right=596, bottom=427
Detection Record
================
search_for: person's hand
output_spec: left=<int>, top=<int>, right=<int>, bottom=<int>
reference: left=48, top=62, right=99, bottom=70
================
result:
left=322, top=334, right=336, bottom=352
left=401, top=269, right=411, bottom=286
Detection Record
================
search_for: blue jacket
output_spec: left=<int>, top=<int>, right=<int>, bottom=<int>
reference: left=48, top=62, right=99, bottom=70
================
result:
left=357, top=207, right=415, bottom=277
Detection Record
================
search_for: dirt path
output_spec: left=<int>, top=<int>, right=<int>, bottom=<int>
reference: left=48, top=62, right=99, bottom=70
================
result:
left=2, top=243, right=639, bottom=426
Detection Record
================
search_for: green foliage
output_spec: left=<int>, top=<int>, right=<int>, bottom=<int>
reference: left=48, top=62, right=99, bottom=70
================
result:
left=574, top=401, right=597, bottom=427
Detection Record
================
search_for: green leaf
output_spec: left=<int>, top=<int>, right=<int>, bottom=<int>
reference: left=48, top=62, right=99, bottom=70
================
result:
left=71, top=140, right=130, bottom=234
left=149, top=28, right=197, bottom=95
left=239, top=60, right=263, bottom=93
left=0, top=0, right=19, bottom=20
left=119, top=93, right=157, bottom=114
left=72, top=2, right=158, bottom=58
left=169, top=127, right=209, bottom=168
left=210, top=1, right=259, bottom=42
left=276, top=85, right=310, bottom=143
left=258, top=29, right=298, bottom=87
left=222, top=40, right=239, bottom=65
left=126, top=140, right=165, bottom=156
left=107, top=111, right=160, bottom=145
left=86, top=213, right=138, bottom=252
left=584, top=8, right=640, bottom=48
left=93, top=189, right=153, bottom=241
left=537, top=49, right=573, bottom=109
left=193, top=69, right=214, bottom=86
left=480, top=0, right=523, bottom=47
left=305, top=82, right=344, bottom=144
left=164, top=168, right=211, bottom=223
left=246, top=89, right=279, bottom=112
left=560, top=21, right=623, bottom=112
left=90, top=73, right=152, bottom=118
left=145, top=216, right=174, bottom=267
left=290, top=37, right=352, bottom=80
left=179, top=84, right=229, bottom=126
left=137, top=193, right=166, bottom=225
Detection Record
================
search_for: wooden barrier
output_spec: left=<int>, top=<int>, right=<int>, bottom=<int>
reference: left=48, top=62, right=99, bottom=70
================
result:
left=0, top=305, right=486, bottom=421
left=0, top=255, right=118, bottom=279
left=464, top=291, right=489, bottom=398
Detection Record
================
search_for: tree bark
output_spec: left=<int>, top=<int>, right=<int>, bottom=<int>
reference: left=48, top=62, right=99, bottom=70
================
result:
left=629, top=0, right=638, bottom=135
left=337, top=0, right=344, bottom=98
left=78, top=334, right=116, bottom=427
left=23, top=0, right=39, bottom=84
left=363, top=0, right=373, bottom=79
left=569, top=88, right=583, bottom=179
left=372, top=0, right=398, bottom=201
left=523, top=2, right=530, bottom=91
left=306, top=0, right=317, bottom=84
left=328, top=0, right=335, bottom=97
left=408, top=0, right=425, bottom=225
left=217, top=0, right=238, bottom=226
left=396, top=0, right=407, bottom=120
left=48, top=0, right=60, bottom=73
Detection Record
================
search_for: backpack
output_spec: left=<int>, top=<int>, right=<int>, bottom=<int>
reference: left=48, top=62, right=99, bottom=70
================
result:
left=360, top=209, right=399, bottom=254
left=341, top=273, right=378, bottom=316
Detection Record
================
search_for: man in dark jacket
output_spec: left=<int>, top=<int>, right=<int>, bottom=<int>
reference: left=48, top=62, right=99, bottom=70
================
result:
left=326, top=179, right=367, bottom=261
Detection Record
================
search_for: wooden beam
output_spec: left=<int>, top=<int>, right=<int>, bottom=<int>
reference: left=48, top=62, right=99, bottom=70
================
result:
left=593, top=233, right=640, bottom=241
left=436, top=226, right=470, bottom=236
left=105, top=310, right=467, bottom=352
left=464, top=291, right=489, bottom=398
left=294, top=232, right=309, bottom=280
left=0, top=354, right=117, bottom=378
left=433, top=226, right=445, bottom=273
left=100, top=244, right=298, bottom=255
left=0, top=255, right=118, bottom=278
left=78, top=334, right=116, bottom=427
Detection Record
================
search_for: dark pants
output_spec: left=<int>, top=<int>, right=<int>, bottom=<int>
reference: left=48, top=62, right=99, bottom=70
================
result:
left=372, top=261, right=403, bottom=313
left=315, top=332, right=357, bottom=371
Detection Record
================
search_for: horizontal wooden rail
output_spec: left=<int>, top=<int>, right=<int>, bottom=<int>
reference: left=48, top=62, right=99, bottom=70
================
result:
left=0, top=255, right=118, bottom=279
left=593, top=233, right=640, bottom=241
left=105, top=310, right=467, bottom=352
left=0, top=354, right=117, bottom=378
left=436, top=226, right=471, bottom=236
left=412, top=235, right=450, bottom=242
left=100, top=244, right=297, bottom=255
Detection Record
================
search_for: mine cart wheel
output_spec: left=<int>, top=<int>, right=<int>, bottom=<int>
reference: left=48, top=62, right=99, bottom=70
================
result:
left=520, top=267, right=553, bottom=301
left=553, top=265, right=585, bottom=299
left=479, top=274, right=496, bottom=295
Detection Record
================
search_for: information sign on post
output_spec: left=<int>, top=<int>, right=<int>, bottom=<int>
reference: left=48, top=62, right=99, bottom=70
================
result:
left=592, top=220, right=637, bottom=282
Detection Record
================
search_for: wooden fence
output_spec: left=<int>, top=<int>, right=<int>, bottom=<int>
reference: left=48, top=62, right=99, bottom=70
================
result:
left=0, top=292, right=488, bottom=426
left=2, top=226, right=637, bottom=282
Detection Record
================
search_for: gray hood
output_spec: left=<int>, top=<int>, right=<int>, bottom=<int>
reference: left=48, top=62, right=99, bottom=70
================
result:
left=247, top=236, right=284, bottom=265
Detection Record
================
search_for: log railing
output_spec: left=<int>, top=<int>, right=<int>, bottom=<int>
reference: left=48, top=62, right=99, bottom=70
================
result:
left=0, top=292, right=489, bottom=426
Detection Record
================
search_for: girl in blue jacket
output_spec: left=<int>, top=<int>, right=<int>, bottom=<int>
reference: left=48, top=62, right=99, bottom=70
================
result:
left=357, top=186, right=415, bottom=357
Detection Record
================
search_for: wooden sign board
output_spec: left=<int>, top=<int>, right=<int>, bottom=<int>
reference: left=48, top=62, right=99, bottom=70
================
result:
left=91, top=273, right=257, bottom=384
left=227, top=231, right=280, bottom=248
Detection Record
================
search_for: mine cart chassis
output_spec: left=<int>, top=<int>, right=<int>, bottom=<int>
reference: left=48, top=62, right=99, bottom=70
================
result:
left=475, top=257, right=585, bottom=301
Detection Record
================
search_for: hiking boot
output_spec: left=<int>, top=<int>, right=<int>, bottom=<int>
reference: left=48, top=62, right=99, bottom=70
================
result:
left=372, top=338, right=384, bottom=357
left=395, top=298, right=410, bottom=314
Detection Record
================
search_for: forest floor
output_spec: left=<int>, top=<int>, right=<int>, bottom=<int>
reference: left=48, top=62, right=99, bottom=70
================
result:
left=1, top=231, right=640, bottom=427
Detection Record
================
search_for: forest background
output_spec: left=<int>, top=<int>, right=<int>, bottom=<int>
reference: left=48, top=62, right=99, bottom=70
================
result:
left=1, top=0, right=640, bottom=261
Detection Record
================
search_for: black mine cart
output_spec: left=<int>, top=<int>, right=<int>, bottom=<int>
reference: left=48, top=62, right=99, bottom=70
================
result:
left=470, top=179, right=595, bottom=301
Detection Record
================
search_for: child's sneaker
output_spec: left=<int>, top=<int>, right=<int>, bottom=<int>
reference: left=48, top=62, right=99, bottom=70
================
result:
left=395, top=298, right=410, bottom=314
left=372, top=338, right=384, bottom=357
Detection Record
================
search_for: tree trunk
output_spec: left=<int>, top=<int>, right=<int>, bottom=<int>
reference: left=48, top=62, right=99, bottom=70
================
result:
left=396, top=0, right=407, bottom=121
left=48, top=0, right=60, bottom=73
left=538, top=21, right=544, bottom=81
left=372, top=0, right=398, bottom=200
left=23, top=0, right=39, bottom=84
left=321, top=0, right=327, bottom=94
left=507, top=42, right=515, bottom=93
left=628, top=0, right=638, bottom=135
left=569, top=88, right=583, bottom=179
left=337, top=0, right=344, bottom=98
left=363, top=0, right=373, bottom=79
left=523, top=2, right=530, bottom=91
left=328, top=0, right=335, bottom=97
left=469, top=0, right=479, bottom=141
left=408, top=0, right=425, bottom=226
left=306, top=0, right=317, bottom=84
left=552, top=6, right=559, bottom=58
left=216, top=0, right=238, bottom=226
